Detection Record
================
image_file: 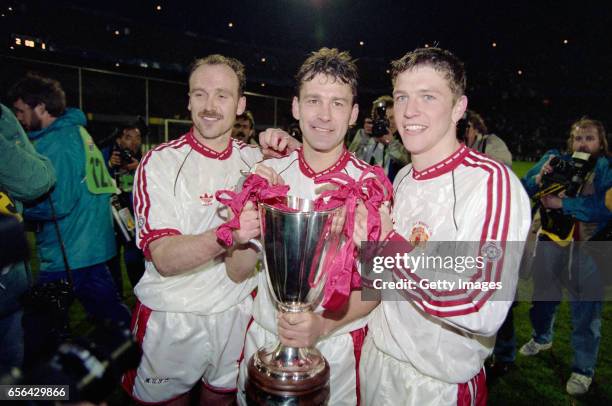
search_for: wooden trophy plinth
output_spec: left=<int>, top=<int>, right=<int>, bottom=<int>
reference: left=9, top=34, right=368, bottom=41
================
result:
left=245, top=356, right=330, bottom=405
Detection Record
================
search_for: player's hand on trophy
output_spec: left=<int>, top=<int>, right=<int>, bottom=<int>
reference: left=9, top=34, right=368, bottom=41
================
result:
left=231, top=201, right=260, bottom=245
left=331, top=206, right=346, bottom=236
left=253, top=163, right=285, bottom=185
left=277, top=311, right=326, bottom=348
left=259, top=128, right=301, bottom=158
left=352, top=202, right=394, bottom=246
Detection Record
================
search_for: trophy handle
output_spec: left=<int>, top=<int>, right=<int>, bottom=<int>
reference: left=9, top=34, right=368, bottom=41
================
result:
left=249, top=238, right=263, bottom=252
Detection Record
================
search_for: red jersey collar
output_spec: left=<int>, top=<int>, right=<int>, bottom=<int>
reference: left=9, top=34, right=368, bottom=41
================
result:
left=186, top=127, right=233, bottom=160
left=298, top=147, right=351, bottom=179
left=412, top=144, right=469, bottom=180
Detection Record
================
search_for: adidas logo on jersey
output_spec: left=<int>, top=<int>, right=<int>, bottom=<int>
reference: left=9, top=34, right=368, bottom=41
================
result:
left=200, top=193, right=214, bottom=206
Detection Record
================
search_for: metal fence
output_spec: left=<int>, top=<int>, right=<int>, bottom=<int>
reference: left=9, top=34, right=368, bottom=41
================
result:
left=0, top=54, right=292, bottom=148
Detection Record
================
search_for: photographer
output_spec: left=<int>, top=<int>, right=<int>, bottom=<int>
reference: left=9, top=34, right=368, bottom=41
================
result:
left=463, top=110, right=512, bottom=167
left=102, top=120, right=145, bottom=295
left=348, top=95, right=410, bottom=181
left=518, top=117, right=610, bottom=395
left=0, top=103, right=56, bottom=374
left=8, top=74, right=130, bottom=354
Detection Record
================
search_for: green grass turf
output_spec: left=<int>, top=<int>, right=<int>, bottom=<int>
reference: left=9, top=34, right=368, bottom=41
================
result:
left=489, top=161, right=611, bottom=404
left=26, top=161, right=611, bottom=404
left=512, top=161, right=536, bottom=179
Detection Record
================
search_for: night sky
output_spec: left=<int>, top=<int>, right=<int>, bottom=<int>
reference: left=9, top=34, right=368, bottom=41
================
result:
left=2, top=0, right=612, bottom=151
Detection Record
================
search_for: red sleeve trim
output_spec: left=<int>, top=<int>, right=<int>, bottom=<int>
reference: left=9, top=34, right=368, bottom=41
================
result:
left=391, top=153, right=513, bottom=317
left=140, top=228, right=182, bottom=259
left=384, top=230, right=410, bottom=243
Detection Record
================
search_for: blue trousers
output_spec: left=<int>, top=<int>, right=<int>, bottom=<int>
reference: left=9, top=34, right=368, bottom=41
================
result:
left=529, top=240, right=603, bottom=377
left=38, top=262, right=131, bottom=326
left=493, top=304, right=517, bottom=363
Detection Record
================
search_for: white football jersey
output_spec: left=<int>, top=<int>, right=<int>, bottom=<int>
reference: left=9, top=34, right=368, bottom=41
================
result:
left=369, top=145, right=531, bottom=383
left=252, top=148, right=380, bottom=335
left=133, top=129, right=262, bottom=314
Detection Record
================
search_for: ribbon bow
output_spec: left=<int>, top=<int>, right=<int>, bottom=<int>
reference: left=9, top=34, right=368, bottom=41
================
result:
left=313, top=166, right=393, bottom=310
left=215, top=174, right=290, bottom=247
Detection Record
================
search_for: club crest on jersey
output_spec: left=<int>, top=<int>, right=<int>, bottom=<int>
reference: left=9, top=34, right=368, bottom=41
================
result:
left=409, top=222, right=430, bottom=247
left=200, top=192, right=214, bottom=206
left=137, top=216, right=145, bottom=228
left=481, top=241, right=503, bottom=263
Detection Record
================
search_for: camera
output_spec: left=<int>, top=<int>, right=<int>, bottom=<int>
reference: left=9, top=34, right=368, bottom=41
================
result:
left=537, top=151, right=595, bottom=199
left=370, top=101, right=389, bottom=138
left=536, top=151, right=596, bottom=242
left=114, top=146, right=134, bottom=166
left=1, top=320, right=141, bottom=403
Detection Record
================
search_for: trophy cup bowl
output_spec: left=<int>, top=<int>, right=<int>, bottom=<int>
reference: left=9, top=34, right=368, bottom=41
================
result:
left=246, top=196, right=341, bottom=405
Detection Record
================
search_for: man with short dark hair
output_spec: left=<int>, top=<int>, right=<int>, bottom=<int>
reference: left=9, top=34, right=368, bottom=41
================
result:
left=9, top=74, right=131, bottom=366
left=232, top=110, right=257, bottom=144
left=353, top=48, right=531, bottom=405
left=102, top=119, right=146, bottom=294
left=236, top=47, right=388, bottom=406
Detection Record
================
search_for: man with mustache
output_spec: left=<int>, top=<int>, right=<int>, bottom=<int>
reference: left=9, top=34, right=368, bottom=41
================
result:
left=235, top=48, right=388, bottom=405
left=232, top=110, right=257, bottom=145
left=519, top=117, right=610, bottom=396
left=352, top=47, right=531, bottom=405
left=122, top=54, right=298, bottom=405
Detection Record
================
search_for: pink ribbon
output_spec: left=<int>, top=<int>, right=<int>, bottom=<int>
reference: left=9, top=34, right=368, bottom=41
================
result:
left=313, top=166, right=393, bottom=310
left=215, top=168, right=393, bottom=312
left=215, top=174, right=291, bottom=247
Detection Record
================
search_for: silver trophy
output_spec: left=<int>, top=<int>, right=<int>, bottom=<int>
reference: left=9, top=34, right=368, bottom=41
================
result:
left=247, top=196, right=341, bottom=404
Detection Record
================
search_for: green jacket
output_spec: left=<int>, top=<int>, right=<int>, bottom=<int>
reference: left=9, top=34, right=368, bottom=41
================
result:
left=24, top=108, right=116, bottom=272
left=0, top=104, right=56, bottom=317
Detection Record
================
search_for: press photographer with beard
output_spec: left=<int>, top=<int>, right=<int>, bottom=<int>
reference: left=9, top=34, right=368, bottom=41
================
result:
left=519, top=117, right=610, bottom=396
left=8, top=74, right=131, bottom=366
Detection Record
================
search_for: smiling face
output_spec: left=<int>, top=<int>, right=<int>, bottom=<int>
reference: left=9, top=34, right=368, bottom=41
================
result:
left=393, top=66, right=467, bottom=167
left=188, top=63, right=246, bottom=145
left=292, top=73, right=358, bottom=155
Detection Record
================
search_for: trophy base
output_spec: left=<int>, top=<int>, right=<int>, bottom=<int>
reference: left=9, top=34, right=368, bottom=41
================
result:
left=245, top=356, right=330, bottom=405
